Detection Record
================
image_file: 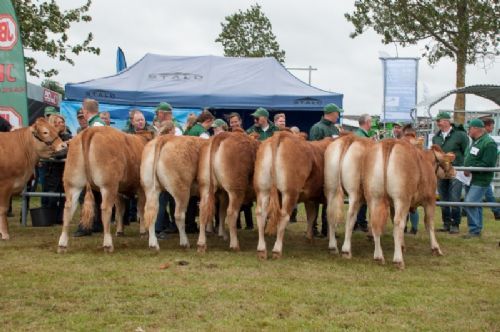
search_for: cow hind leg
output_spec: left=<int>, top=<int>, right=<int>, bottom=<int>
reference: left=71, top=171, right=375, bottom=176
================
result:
left=341, top=195, right=362, bottom=258
left=100, top=188, right=116, bottom=253
left=424, top=202, right=442, bottom=256
left=226, top=191, right=244, bottom=251
left=172, top=191, right=190, bottom=249
left=115, top=196, right=126, bottom=237
left=369, top=198, right=388, bottom=265
left=304, top=201, right=318, bottom=243
left=57, top=186, right=83, bottom=253
left=137, top=191, right=146, bottom=236
left=272, top=192, right=298, bottom=259
left=143, top=187, right=160, bottom=250
left=255, top=191, right=270, bottom=259
left=392, top=200, right=410, bottom=269
left=218, top=194, right=228, bottom=240
left=0, top=189, right=11, bottom=240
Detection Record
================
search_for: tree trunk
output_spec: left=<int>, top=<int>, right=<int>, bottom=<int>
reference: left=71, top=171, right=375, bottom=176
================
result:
left=453, top=0, right=467, bottom=125
left=453, top=55, right=466, bottom=124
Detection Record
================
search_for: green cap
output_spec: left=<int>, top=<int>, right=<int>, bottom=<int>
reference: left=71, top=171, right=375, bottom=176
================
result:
left=393, top=121, right=404, bottom=127
left=44, top=106, right=58, bottom=116
left=156, top=102, right=172, bottom=112
left=435, top=112, right=451, bottom=121
left=323, top=103, right=343, bottom=114
left=211, top=119, right=228, bottom=128
left=251, top=107, right=269, bottom=118
left=468, top=119, right=484, bottom=128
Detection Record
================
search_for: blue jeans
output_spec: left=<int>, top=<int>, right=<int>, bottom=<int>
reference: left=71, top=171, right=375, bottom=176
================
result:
left=409, top=211, right=419, bottom=230
left=484, top=185, right=500, bottom=215
left=437, top=178, right=463, bottom=228
left=464, top=185, right=489, bottom=235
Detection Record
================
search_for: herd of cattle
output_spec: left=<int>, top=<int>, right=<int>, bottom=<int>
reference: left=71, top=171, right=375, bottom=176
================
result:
left=0, top=118, right=458, bottom=269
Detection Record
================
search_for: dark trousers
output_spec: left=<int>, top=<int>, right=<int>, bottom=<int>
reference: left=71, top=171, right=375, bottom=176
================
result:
left=155, top=192, right=175, bottom=233
left=313, top=204, right=328, bottom=234
left=185, top=197, right=198, bottom=230
left=41, top=163, right=65, bottom=223
left=236, top=203, right=253, bottom=228
left=355, top=204, right=368, bottom=228
left=437, top=178, right=463, bottom=228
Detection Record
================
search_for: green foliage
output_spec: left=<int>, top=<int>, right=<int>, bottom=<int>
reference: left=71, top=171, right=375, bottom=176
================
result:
left=41, top=79, right=64, bottom=97
left=12, top=0, right=100, bottom=78
left=345, top=0, right=499, bottom=65
left=215, top=4, right=285, bottom=63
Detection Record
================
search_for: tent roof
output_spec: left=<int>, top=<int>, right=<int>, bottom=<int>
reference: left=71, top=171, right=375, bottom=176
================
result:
left=416, top=84, right=500, bottom=110
left=65, top=53, right=343, bottom=110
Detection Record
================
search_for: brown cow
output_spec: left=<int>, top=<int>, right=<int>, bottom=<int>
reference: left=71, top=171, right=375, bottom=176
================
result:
left=324, top=134, right=374, bottom=256
left=141, top=135, right=208, bottom=250
left=197, top=130, right=260, bottom=252
left=363, top=139, right=455, bottom=269
left=0, top=118, right=67, bottom=240
left=57, top=127, right=153, bottom=253
left=254, top=131, right=333, bottom=259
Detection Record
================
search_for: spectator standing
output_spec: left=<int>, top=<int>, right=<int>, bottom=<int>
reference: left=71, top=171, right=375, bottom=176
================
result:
left=274, top=113, right=286, bottom=130
left=309, top=103, right=343, bottom=236
left=432, top=112, right=469, bottom=234
left=246, top=107, right=279, bottom=141
left=463, top=119, right=498, bottom=238
left=482, top=118, right=500, bottom=220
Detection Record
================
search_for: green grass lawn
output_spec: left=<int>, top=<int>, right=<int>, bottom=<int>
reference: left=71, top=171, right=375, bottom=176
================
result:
left=1, top=198, right=499, bottom=331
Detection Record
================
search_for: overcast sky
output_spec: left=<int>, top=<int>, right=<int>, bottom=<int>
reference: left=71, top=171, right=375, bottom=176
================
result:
left=27, top=0, right=500, bottom=116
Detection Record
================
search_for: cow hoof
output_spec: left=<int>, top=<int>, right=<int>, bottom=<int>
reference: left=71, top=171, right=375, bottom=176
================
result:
left=180, top=243, right=190, bottom=249
left=272, top=251, right=282, bottom=259
left=197, top=244, right=207, bottom=254
left=431, top=247, right=443, bottom=256
left=116, top=231, right=124, bottom=237
left=103, top=246, right=114, bottom=253
left=1, top=234, right=10, bottom=240
left=140, top=232, right=148, bottom=238
left=230, top=245, right=240, bottom=252
left=257, top=250, right=267, bottom=260
left=341, top=251, right=352, bottom=259
left=149, top=245, right=160, bottom=251
left=57, top=246, right=67, bottom=254
left=329, top=247, right=339, bottom=255
left=393, top=261, right=405, bottom=270
left=374, top=257, right=385, bottom=265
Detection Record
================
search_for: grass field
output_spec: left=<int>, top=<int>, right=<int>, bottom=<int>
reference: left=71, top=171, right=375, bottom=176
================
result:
left=1, top=198, right=499, bottom=331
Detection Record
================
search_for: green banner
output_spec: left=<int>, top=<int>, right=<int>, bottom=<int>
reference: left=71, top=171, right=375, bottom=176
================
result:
left=0, top=0, right=28, bottom=128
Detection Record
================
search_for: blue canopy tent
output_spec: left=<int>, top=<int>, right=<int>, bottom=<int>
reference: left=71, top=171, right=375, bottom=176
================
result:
left=64, top=54, right=343, bottom=132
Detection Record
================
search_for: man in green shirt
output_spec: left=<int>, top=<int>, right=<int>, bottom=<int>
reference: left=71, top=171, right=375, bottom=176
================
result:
left=246, top=107, right=279, bottom=141
left=354, top=114, right=372, bottom=138
left=309, top=103, right=343, bottom=237
left=185, top=110, right=214, bottom=139
left=432, top=111, right=469, bottom=234
left=309, top=103, right=342, bottom=141
left=82, top=99, right=106, bottom=127
left=155, top=102, right=183, bottom=136
left=462, top=119, right=498, bottom=238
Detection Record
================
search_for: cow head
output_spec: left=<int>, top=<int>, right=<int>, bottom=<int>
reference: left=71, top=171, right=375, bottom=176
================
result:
left=430, top=145, right=456, bottom=179
left=30, top=118, right=67, bottom=158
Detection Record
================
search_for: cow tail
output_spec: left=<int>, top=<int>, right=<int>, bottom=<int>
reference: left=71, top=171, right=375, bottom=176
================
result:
left=80, top=183, right=95, bottom=230
left=266, top=134, right=282, bottom=235
left=333, top=136, right=355, bottom=223
left=201, top=136, right=221, bottom=227
left=144, top=137, right=167, bottom=229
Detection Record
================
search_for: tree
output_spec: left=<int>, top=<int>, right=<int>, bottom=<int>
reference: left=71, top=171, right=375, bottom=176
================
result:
left=41, top=79, right=64, bottom=98
left=345, top=0, right=499, bottom=124
left=215, top=4, right=285, bottom=63
left=12, top=0, right=100, bottom=78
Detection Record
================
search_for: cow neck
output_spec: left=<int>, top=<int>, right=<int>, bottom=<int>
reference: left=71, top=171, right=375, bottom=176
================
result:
left=20, top=127, right=42, bottom=169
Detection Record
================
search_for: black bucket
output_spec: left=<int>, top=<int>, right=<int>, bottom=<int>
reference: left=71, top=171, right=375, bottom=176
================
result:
left=30, top=207, right=60, bottom=227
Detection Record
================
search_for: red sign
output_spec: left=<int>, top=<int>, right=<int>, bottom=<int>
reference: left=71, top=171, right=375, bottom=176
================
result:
left=0, top=14, right=17, bottom=50
left=43, top=88, right=60, bottom=106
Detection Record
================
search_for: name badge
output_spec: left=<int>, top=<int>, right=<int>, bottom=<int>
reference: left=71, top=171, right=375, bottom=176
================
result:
left=470, top=147, right=479, bottom=156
